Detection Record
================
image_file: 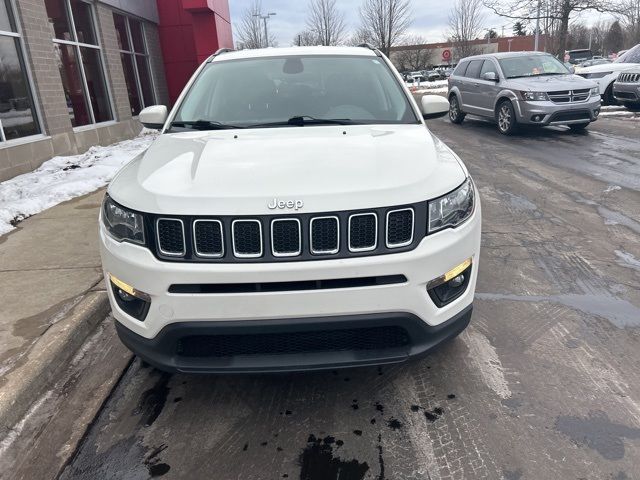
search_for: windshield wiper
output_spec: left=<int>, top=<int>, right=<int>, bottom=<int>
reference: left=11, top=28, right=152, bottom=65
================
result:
left=249, top=116, right=357, bottom=128
left=170, top=120, right=245, bottom=131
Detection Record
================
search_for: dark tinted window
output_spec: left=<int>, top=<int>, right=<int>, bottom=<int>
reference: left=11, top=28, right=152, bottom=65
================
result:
left=453, top=62, right=469, bottom=76
left=45, top=0, right=73, bottom=41
left=465, top=60, right=483, bottom=78
left=480, top=60, right=498, bottom=77
left=0, top=2, right=41, bottom=141
left=69, top=0, right=96, bottom=45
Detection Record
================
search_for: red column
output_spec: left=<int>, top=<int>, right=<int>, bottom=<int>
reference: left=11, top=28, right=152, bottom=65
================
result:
left=156, top=0, right=233, bottom=105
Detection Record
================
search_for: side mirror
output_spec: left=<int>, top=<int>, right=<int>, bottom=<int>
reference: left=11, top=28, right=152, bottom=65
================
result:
left=482, top=71, right=498, bottom=82
left=139, top=105, right=168, bottom=129
left=420, top=95, right=449, bottom=120
left=569, top=66, right=576, bottom=74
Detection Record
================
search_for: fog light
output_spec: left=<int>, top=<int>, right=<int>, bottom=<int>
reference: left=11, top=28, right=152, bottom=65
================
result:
left=109, top=274, right=151, bottom=321
left=427, top=259, right=472, bottom=307
left=531, top=115, right=543, bottom=122
left=594, top=108, right=600, bottom=118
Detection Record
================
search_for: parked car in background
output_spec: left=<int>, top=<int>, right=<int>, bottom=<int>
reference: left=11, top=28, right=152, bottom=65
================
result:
left=565, top=48, right=593, bottom=65
left=448, top=51, right=600, bottom=135
left=425, top=70, right=443, bottom=81
left=613, top=67, right=640, bottom=110
left=576, top=44, right=640, bottom=104
left=577, top=58, right=611, bottom=69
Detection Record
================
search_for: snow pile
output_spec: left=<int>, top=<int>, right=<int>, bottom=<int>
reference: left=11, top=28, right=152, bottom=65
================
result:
left=406, top=79, right=449, bottom=93
left=0, top=129, right=158, bottom=236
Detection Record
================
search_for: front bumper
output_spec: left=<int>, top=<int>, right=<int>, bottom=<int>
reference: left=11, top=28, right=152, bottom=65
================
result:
left=115, top=306, right=472, bottom=373
left=613, top=82, right=640, bottom=103
left=514, top=97, right=601, bottom=125
left=100, top=200, right=480, bottom=371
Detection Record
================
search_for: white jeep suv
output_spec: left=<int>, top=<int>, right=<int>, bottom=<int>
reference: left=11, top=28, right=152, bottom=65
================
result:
left=99, top=46, right=481, bottom=373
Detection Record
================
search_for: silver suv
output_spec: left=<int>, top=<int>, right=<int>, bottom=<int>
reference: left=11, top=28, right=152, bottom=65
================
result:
left=448, top=52, right=601, bottom=135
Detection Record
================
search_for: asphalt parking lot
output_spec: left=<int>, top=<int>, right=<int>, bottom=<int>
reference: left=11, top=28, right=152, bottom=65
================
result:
left=59, top=115, right=640, bottom=480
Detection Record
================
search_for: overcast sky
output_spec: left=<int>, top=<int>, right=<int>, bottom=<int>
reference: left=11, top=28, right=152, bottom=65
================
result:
left=228, top=0, right=607, bottom=46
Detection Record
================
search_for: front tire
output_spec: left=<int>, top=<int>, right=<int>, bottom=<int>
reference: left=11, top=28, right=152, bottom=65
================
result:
left=496, top=100, right=518, bottom=135
left=603, top=83, right=616, bottom=106
left=569, top=122, right=589, bottom=131
left=449, top=95, right=465, bottom=124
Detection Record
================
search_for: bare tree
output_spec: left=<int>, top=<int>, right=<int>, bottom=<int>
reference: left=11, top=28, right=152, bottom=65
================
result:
left=305, top=0, right=347, bottom=46
left=393, top=35, right=430, bottom=71
left=483, top=0, right=618, bottom=56
left=293, top=30, right=320, bottom=46
left=448, top=0, right=486, bottom=61
left=234, top=0, right=276, bottom=49
left=617, top=0, right=640, bottom=46
left=358, top=0, right=413, bottom=56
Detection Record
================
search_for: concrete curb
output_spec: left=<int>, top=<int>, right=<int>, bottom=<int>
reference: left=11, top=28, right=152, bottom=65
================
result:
left=0, top=291, right=110, bottom=433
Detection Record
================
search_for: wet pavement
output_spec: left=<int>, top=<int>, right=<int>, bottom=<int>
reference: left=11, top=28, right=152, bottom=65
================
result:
left=60, top=117, right=640, bottom=480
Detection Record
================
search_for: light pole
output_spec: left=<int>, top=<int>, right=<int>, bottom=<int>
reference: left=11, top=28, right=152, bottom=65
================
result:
left=253, top=12, right=276, bottom=48
left=534, top=0, right=541, bottom=51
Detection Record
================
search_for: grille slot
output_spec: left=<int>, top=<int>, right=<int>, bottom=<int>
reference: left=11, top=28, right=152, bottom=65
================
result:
left=386, top=208, right=414, bottom=247
left=176, top=326, right=411, bottom=358
left=550, top=111, right=591, bottom=123
left=193, top=220, right=224, bottom=258
left=310, top=216, right=339, bottom=254
left=349, top=213, right=377, bottom=252
left=232, top=220, right=262, bottom=258
left=271, top=219, right=301, bottom=257
left=156, top=219, right=185, bottom=256
left=169, top=275, right=407, bottom=294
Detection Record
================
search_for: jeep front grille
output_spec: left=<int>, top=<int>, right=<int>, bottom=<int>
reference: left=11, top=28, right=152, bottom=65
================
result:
left=618, top=72, right=640, bottom=83
left=150, top=203, right=424, bottom=263
left=548, top=89, right=591, bottom=104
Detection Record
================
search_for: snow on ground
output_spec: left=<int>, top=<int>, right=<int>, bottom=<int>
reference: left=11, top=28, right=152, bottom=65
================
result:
left=0, top=129, right=158, bottom=236
left=405, top=79, right=449, bottom=94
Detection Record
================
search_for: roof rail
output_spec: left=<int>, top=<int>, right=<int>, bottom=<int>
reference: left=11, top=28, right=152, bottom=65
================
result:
left=215, top=48, right=234, bottom=55
left=357, top=43, right=382, bottom=57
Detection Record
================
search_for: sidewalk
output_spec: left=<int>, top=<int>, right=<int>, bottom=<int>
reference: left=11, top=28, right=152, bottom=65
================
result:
left=0, top=190, right=114, bottom=428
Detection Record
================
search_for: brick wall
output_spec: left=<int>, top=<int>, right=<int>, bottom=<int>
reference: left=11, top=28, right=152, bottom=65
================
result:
left=145, top=22, right=170, bottom=106
left=95, top=3, right=133, bottom=122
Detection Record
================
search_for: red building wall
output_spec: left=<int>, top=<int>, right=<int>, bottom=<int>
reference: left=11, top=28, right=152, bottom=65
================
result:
left=156, top=0, right=233, bottom=104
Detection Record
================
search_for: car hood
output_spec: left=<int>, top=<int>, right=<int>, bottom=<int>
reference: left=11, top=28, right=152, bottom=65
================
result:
left=508, top=74, right=596, bottom=91
left=108, top=125, right=467, bottom=216
left=577, top=62, right=640, bottom=74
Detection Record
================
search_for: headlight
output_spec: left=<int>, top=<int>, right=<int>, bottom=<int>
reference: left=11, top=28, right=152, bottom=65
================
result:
left=428, top=178, right=475, bottom=233
left=102, top=195, right=145, bottom=244
left=585, top=71, right=612, bottom=79
left=521, top=91, right=549, bottom=101
left=590, top=87, right=600, bottom=96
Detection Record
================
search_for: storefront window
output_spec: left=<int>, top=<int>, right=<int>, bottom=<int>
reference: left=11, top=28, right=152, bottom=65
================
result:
left=113, top=13, right=155, bottom=116
left=45, top=0, right=113, bottom=127
left=0, top=0, right=40, bottom=141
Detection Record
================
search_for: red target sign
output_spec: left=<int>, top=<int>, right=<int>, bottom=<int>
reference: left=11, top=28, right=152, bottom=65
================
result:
left=442, top=49, right=451, bottom=61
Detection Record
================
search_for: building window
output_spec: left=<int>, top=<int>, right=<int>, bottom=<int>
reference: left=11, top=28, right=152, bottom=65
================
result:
left=0, top=0, right=40, bottom=141
left=113, top=13, right=155, bottom=116
left=45, top=0, right=113, bottom=127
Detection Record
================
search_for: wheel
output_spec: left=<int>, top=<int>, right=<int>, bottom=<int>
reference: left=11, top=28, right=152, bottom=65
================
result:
left=449, top=95, right=465, bottom=124
left=496, top=100, right=518, bottom=135
left=569, top=123, right=589, bottom=131
left=603, top=83, right=616, bottom=106
left=624, top=102, right=640, bottom=111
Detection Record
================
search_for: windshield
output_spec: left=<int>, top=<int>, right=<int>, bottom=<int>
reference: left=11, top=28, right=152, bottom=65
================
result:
left=615, top=44, right=640, bottom=63
left=172, top=55, right=418, bottom=128
left=499, top=54, right=569, bottom=78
